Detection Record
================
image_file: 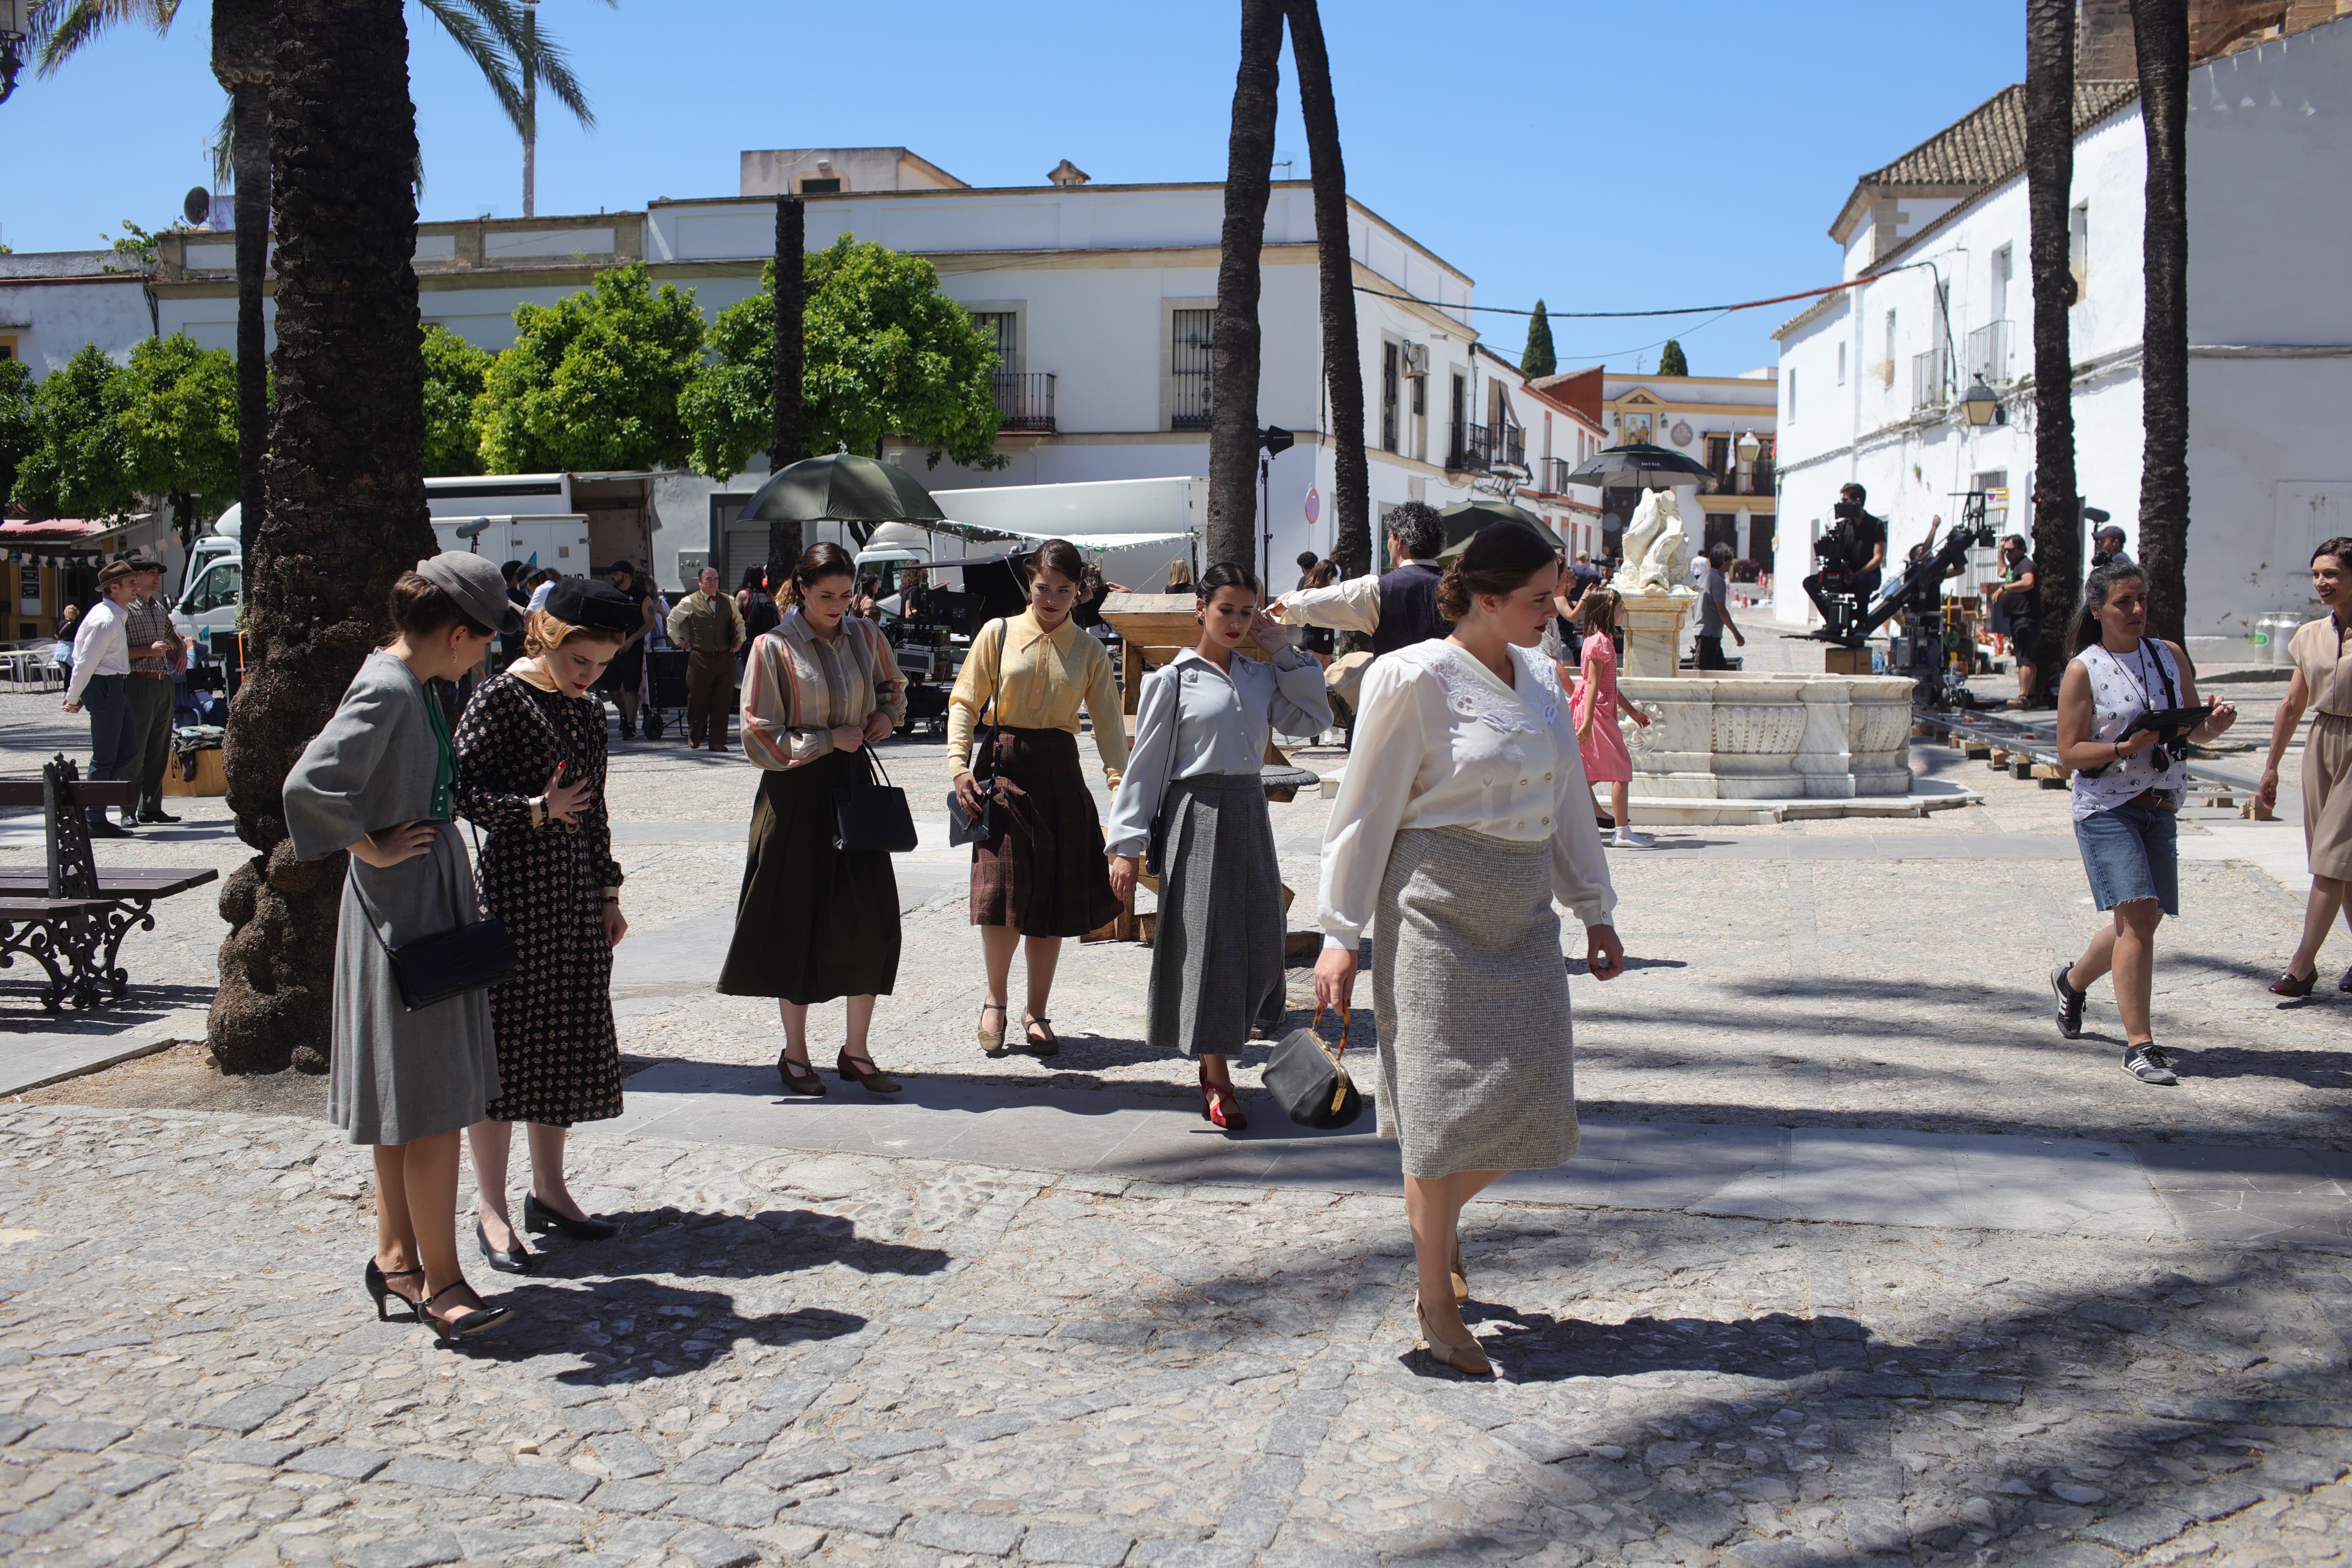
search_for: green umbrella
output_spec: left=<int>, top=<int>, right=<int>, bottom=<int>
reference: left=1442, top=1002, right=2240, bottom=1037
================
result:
left=1436, top=498, right=1564, bottom=559
left=738, top=451, right=947, bottom=527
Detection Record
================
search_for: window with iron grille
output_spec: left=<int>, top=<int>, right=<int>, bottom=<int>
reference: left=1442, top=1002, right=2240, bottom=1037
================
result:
left=969, top=312, right=1016, bottom=371
left=1170, top=309, right=1214, bottom=430
left=1381, top=342, right=1400, bottom=453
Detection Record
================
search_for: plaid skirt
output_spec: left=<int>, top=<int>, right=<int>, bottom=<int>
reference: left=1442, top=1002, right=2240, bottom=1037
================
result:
left=970, top=727, right=1123, bottom=937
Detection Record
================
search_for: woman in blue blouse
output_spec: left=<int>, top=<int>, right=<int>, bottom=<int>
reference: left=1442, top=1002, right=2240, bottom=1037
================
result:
left=1107, top=562, right=1332, bottom=1129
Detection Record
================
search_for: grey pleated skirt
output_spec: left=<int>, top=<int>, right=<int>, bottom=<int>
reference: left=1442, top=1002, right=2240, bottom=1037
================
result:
left=1146, top=773, right=1285, bottom=1058
left=1372, top=825, right=1578, bottom=1178
left=329, top=823, right=502, bottom=1146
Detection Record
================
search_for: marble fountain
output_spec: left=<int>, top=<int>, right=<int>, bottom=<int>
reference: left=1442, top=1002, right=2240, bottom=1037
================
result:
left=1606, top=492, right=1973, bottom=825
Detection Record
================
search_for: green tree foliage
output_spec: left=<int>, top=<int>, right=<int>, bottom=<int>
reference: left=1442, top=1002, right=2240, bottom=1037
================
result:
left=421, top=324, right=493, bottom=475
left=13, top=343, right=138, bottom=521
left=116, top=333, right=241, bottom=562
left=683, top=235, right=1007, bottom=481
left=475, top=263, right=705, bottom=473
left=0, top=359, right=34, bottom=505
left=1521, top=299, right=1557, bottom=379
left=1657, top=338, right=1690, bottom=377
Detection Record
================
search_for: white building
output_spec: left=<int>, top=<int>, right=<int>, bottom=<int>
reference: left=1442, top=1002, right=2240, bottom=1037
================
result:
left=1770, top=13, right=2352, bottom=638
left=0, top=250, right=153, bottom=377
left=138, top=149, right=1574, bottom=589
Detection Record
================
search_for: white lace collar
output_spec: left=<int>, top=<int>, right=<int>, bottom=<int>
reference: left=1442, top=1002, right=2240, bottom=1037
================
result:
left=1397, top=639, right=1560, bottom=735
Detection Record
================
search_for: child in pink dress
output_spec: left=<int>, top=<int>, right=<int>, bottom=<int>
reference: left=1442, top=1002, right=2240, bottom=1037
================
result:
left=1573, top=588, right=1654, bottom=848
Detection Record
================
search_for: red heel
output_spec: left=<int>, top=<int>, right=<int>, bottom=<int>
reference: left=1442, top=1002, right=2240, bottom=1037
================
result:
left=1204, top=1071, right=1247, bottom=1132
left=1197, top=1060, right=1216, bottom=1123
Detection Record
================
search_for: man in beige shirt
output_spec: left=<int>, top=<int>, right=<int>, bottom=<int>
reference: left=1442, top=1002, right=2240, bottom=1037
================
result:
left=121, top=557, right=187, bottom=824
left=666, top=565, right=747, bottom=750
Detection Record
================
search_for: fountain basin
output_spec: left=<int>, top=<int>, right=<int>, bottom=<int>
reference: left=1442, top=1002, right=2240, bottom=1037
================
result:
left=1622, top=672, right=1917, bottom=800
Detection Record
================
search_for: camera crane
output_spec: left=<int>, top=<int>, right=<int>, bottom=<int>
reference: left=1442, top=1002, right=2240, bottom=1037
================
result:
left=1813, top=490, right=1996, bottom=651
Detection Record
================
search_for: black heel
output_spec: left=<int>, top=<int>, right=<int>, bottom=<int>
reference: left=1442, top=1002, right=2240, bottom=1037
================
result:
left=524, top=1192, right=618, bottom=1242
left=421, top=1282, right=514, bottom=1344
left=364, top=1260, right=424, bottom=1322
left=475, top=1219, right=536, bottom=1275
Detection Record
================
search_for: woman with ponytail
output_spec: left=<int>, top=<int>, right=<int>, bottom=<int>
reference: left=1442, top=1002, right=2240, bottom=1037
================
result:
left=2050, top=560, right=2236, bottom=1084
left=1106, top=562, right=1330, bottom=1130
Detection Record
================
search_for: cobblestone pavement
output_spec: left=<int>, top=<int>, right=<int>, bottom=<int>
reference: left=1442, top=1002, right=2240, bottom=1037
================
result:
left=3, top=1103, right=2349, bottom=1568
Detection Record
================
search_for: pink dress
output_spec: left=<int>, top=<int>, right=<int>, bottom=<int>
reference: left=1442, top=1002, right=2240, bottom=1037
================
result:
left=1575, top=633, right=1633, bottom=784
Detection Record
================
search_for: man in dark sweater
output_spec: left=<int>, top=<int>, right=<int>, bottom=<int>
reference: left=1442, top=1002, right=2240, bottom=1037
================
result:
left=1270, top=501, right=1452, bottom=653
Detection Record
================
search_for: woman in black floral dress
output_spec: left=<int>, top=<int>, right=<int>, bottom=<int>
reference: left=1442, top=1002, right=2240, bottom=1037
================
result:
left=456, top=579, right=642, bottom=1274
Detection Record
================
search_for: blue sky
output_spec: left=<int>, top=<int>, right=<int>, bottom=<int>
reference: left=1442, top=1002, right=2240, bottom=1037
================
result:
left=7, top=0, right=2028, bottom=376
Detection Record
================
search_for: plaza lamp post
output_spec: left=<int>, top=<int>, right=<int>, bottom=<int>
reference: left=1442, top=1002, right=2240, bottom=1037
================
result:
left=1959, top=374, right=2005, bottom=428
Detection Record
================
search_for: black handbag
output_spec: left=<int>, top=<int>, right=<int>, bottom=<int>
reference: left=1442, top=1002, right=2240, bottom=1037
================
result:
left=352, top=823, right=517, bottom=1014
left=948, top=620, right=1008, bottom=848
left=834, top=746, right=919, bottom=853
left=1263, top=1005, right=1365, bottom=1130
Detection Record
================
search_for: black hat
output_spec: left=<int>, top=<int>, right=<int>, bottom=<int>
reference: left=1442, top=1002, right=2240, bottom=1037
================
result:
left=545, top=577, right=642, bottom=635
left=603, top=559, right=638, bottom=579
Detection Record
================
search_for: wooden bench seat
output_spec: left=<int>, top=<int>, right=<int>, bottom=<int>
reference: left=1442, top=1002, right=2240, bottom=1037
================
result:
left=0, top=758, right=219, bottom=1010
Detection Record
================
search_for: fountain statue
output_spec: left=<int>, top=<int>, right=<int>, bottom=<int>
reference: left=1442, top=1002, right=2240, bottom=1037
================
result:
left=1618, top=488, right=1691, bottom=594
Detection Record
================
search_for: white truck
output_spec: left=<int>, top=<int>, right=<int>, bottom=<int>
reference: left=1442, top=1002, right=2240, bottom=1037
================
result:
left=173, top=472, right=657, bottom=652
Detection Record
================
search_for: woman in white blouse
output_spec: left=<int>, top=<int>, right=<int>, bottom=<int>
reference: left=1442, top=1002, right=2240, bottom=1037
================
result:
left=1107, top=563, right=1331, bottom=1130
left=1314, top=523, right=1626, bottom=1376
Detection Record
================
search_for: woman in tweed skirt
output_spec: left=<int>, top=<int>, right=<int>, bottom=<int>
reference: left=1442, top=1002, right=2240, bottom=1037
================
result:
left=949, top=539, right=1131, bottom=1057
left=1108, top=562, right=1331, bottom=1130
left=1315, top=523, right=1625, bottom=1375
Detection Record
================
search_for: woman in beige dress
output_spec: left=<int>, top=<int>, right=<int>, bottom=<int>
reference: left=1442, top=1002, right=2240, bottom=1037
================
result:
left=2260, top=536, right=2352, bottom=995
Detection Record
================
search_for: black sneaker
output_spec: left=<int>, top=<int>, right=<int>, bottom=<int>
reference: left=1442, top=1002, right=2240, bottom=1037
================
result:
left=2123, top=1043, right=2179, bottom=1086
left=2052, top=962, right=2086, bottom=1039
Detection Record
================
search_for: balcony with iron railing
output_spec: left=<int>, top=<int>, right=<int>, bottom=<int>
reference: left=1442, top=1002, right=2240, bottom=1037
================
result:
left=1963, top=319, right=2013, bottom=386
left=1449, top=422, right=1490, bottom=472
left=1494, top=426, right=1526, bottom=472
left=992, top=372, right=1057, bottom=433
left=1911, top=346, right=1949, bottom=412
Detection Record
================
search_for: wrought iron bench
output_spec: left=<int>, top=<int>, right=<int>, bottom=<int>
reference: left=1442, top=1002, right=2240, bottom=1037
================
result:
left=0, top=756, right=219, bottom=1009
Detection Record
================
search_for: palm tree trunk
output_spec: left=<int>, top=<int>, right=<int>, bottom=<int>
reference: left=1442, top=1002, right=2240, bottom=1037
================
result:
left=1207, top=0, right=1285, bottom=570
left=1285, top=0, right=1369, bottom=581
left=210, top=0, right=437, bottom=1075
left=770, top=195, right=806, bottom=578
left=212, top=0, right=273, bottom=551
left=2132, top=0, right=2190, bottom=644
left=2026, top=0, right=2082, bottom=698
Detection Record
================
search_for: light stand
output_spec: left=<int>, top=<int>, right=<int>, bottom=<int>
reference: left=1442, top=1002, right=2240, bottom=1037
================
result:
left=1257, top=425, right=1293, bottom=587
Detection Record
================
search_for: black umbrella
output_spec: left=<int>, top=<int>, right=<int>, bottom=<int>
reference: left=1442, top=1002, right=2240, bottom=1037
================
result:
left=1562, top=442, right=1714, bottom=490
left=1435, top=499, right=1564, bottom=559
left=738, top=451, right=947, bottom=531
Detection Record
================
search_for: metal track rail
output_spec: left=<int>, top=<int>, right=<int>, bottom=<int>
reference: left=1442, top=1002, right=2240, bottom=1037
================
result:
left=1911, top=707, right=2264, bottom=794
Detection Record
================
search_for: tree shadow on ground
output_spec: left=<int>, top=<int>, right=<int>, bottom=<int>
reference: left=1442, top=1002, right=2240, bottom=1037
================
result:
left=455, top=1273, right=868, bottom=1385
left=515, top=1204, right=950, bottom=1284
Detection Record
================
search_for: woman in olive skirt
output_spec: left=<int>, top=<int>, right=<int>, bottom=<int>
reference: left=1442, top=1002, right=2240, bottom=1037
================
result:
left=456, top=578, right=642, bottom=1276
left=1315, top=524, right=1626, bottom=1376
left=282, top=553, right=521, bottom=1343
left=722, top=542, right=908, bottom=1096
left=949, top=538, right=1130, bottom=1057
left=1107, top=562, right=1331, bottom=1130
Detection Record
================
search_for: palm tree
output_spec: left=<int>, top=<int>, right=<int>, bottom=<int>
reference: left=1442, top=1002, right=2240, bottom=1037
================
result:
left=208, top=0, right=442, bottom=1074
left=2131, top=0, right=2190, bottom=643
left=1206, top=0, right=1285, bottom=570
left=2024, top=0, right=2082, bottom=701
left=33, top=0, right=596, bottom=555
left=770, top=194, right=805, bottom=576
left=1284, top=0, right=1369, bottom=582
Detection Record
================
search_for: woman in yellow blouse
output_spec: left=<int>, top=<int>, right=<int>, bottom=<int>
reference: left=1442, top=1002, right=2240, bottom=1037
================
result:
left=948, top=539, right=1130, bottom=1055
left=720, top=543, right=909, bottom=1096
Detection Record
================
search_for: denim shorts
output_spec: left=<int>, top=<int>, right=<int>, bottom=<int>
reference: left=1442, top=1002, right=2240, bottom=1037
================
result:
left=2074, top=801, right=2179, bottom=916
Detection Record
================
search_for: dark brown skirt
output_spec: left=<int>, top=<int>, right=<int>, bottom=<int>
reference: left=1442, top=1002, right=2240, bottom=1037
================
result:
left=717, top=747, right=900, bottom=1002
left=970, top=726, right=1123, bottom=938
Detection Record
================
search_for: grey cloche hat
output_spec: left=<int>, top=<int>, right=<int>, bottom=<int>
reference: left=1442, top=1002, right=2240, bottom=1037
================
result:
left=415, top=551, right=525, bottom=637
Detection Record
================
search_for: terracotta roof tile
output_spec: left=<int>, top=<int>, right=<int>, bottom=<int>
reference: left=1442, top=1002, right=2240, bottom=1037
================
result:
left=1860, top=80, right=2141, bottom=190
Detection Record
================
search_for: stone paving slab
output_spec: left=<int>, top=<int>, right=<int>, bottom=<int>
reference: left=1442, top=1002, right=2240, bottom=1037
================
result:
left=4, top=1104, right=2350, bottom=1568
left=591, top=1062, right=2352, bottom=1246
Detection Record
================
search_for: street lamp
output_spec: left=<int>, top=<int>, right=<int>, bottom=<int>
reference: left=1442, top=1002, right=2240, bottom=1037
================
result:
left=1735, top=431, right=1761, bottom=465
left=0, top=0, right=28, bottom=106
left=1959, top=375, right=2005, bottom=427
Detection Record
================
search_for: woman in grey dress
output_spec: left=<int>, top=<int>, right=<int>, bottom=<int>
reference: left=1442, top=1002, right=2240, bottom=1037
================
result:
left=1314, top=524, right=1626, bottom=1376
left=1107, top=562, right=1330, bottom=1129
left=283, top=553, right=521, bottom=1343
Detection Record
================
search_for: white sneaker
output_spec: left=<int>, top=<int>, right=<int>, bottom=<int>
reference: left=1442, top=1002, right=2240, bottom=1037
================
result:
left=1611, top=828, right=1657, bottom=849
